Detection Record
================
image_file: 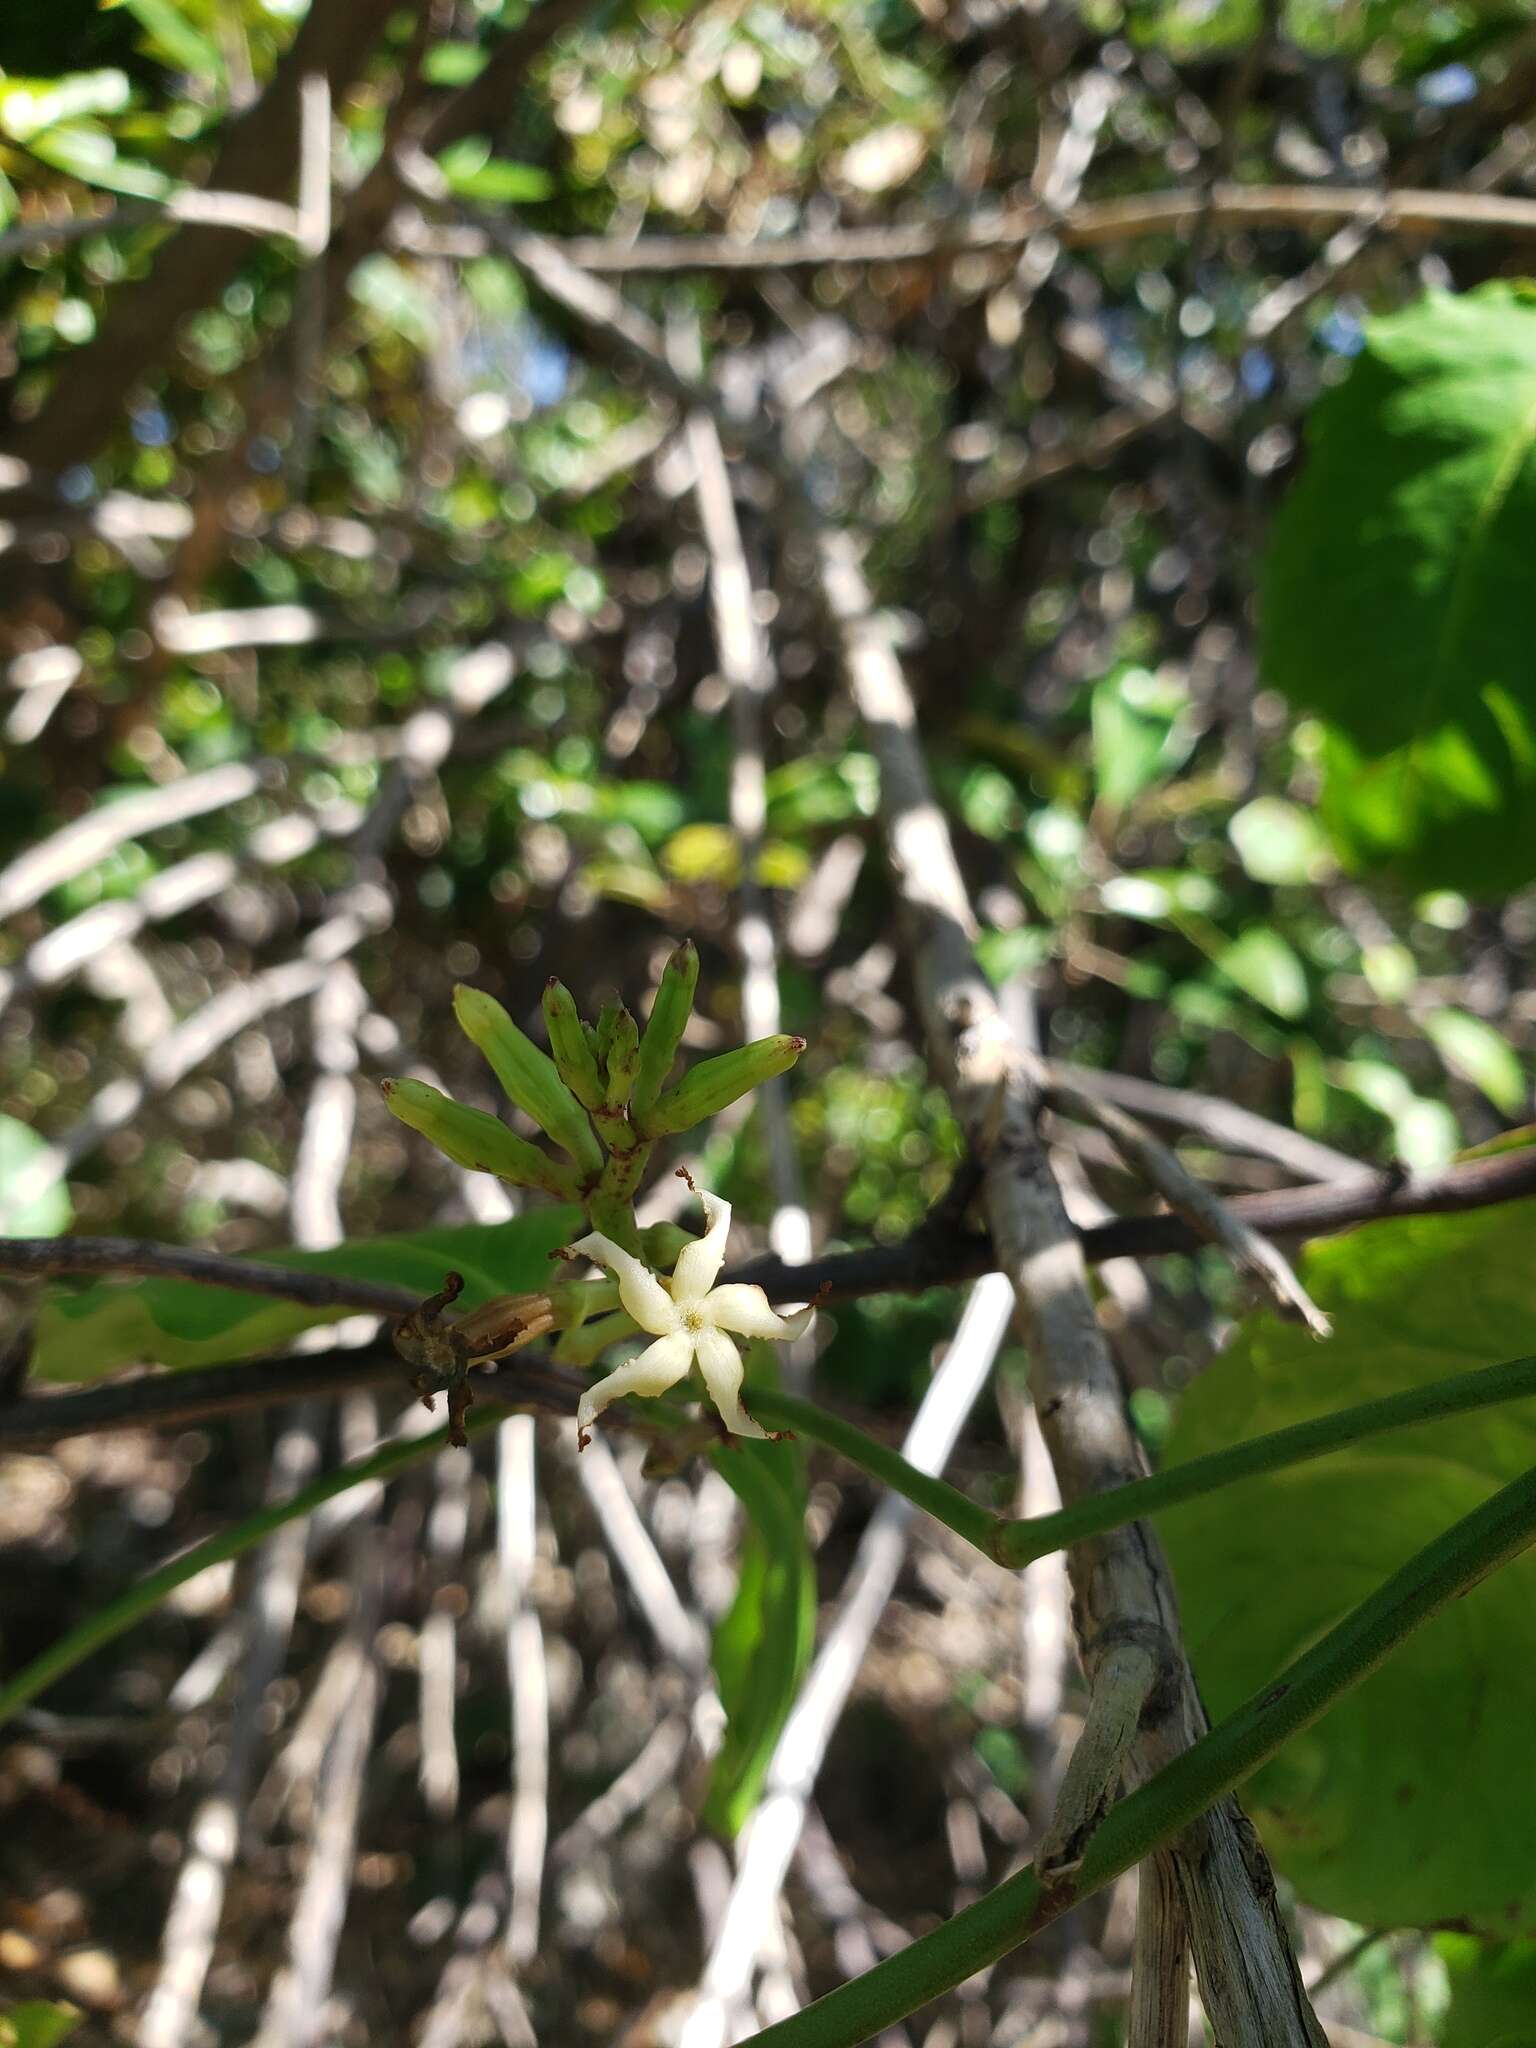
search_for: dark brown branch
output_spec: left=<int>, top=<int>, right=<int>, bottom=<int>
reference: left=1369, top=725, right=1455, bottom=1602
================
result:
left=4, top=1140, right=1533, bottom=1330
left=0, top=1237, right=420, bottom=1316
left=0, top=1345, right=607, bottom=1445
left=730, top=1144, right=1536, bottom=1303
left=1, top=1146, right=1531, bottom=1446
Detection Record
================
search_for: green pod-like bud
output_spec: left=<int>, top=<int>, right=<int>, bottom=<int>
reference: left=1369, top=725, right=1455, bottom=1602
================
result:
left=554, top=1308, right=639, bottom=1370
left=542, top=978, right=605, bottom=1113
left=636, top=1033, right=807, bottom=1137
left=382, top=1078, right=583, bottom=1199
left=593, top=998, right=621, bottom=1075
left=633, top=939, right=698, bottom=1117
left=453, top=985, right=603, bottom=1178
left=639, top=1220, right=692, bottom=1270
left=605, top=1005, right=640, bottom=1108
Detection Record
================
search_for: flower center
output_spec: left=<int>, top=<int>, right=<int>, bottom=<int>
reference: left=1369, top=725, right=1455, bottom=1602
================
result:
left=680, top=1305, right=704, bottom=1333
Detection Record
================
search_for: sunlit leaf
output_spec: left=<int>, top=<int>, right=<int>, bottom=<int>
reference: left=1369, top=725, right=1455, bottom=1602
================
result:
left=1214, top=927, right=1308, bottom=1018
left=0, top=1116, right=71, bottom=1237
left=1228, top=797, right=1332, bottom=885
left=1424, top=1009, right=1527, bottom=1115
left=1091, top=665, right=1195, bottom=810
left=1264, top=285, right=1536, bottom=893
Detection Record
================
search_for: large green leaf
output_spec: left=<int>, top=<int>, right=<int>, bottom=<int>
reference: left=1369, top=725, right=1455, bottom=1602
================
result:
left=1161, top=1195, right=1536, bottom=1928
left=703, top=1414, right=815, bottom=1838
left=33, top=1210, right=580, bottom=1385
left=1262, top=284, right=1536, bottom=894
left=1438, top=1936, right=1536, bottom=2048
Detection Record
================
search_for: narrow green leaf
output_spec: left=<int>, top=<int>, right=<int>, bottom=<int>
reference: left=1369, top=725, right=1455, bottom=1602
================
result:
left=703, top=1429, right=814, bottom=1837
left=1425, top=1008, right=1526, bottom=1114
left=1214, top=926, right=1308, bottom=1018
left=34, top=1212, right=578, bottom=1384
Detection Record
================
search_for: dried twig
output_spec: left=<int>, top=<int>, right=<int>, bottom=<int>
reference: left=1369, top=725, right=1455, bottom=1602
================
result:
left=0, top=761, right=260, bottom=925
left=813, top=526, right=1326, bottom=2045
left=498, top=1416, right=548, bottom=1970
left=682, top=1274, right=1015, bottom=2047
left=405, top=182, right=1536, bottom=276
left=1041, top=1068, right=1332, bottom=1335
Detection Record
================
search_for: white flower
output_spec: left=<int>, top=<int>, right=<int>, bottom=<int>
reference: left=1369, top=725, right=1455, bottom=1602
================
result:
left=568, top=1191, right=813, bottom=1446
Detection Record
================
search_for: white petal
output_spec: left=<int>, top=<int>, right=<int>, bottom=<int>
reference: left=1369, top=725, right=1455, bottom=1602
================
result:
left=672, top=1189, right=732, bottom=1302
left=693, top=1323, right=770, bottom=1439
left=704, top=1284, right=815, bottom=1344
left=576, top=1332, right=695, bottom=1446
left=568, top=1230, right=675, bottom=1335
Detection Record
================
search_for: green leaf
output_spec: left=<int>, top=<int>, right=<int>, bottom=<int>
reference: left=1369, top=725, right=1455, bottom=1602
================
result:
left=1438, top=1936, right=1536, bottom=2048
left=0, top=71, right=130, bottom=142
left=118, top=0, right=223, bottom=78
left=703, top=1425, right=814, bottom=1837
left=0, top=2004, right=82, bottom=2048
left=436, top=137, right=554, bottom=204
left=1090, top=664, right=1194, bottom=809
left=1227, top=796, right=1332, bottom=885
left=26, top=123, right=173, bottom=199
left=1263, top=284, right=1536, bottom=894
left=1214, top=927, right=1308, bottom=1018
left=975, top=925, right=1053, bottom=990
left=33, top=1211, right=579, bottom=1385
left=1161, top=1196, right=1536, bottom=1928
left=423, top=43, right=490, bottom=85
left=1425, top=1009, right=1527, bottom=1115
left=0, top=1115, right=71, bottom=1237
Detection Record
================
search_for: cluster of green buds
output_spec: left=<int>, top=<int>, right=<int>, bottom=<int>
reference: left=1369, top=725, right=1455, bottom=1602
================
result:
left=381, top=940, right=804, bottom=1253
left=379, top=942, right=808, bottom=1446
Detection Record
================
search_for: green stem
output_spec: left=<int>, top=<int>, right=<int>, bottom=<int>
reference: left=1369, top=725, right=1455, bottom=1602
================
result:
left=758, top=1359, right=1536, bottom=1576
left=748, top=1458, right=1536, bottom=2047
left=0, top=1409, right=480, bottom=1730
left=994, top=1353, right=1536, bottom=1567
left=751, top=1388, right=997, bottom=1554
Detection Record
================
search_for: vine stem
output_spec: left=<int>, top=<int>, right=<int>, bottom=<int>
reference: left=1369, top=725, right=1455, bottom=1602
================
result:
left=744, top=1456, right=1536, bottom=2046
left=756, top=1353, right=1536, bottom=1567
left=0, top=1411, right=467, bottom=1731
left=9, top=1354, right=1535, bottom=1736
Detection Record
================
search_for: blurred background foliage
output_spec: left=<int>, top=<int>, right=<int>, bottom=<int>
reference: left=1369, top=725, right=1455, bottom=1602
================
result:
left=2, top=0, right=1535, bottom=2038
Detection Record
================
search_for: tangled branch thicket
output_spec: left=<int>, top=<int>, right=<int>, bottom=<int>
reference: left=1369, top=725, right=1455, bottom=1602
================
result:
left=2, top=0, right=1534, bottom=2041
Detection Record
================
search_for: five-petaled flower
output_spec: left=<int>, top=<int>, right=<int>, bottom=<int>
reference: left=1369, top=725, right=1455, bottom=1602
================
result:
left=566, top=1191, right=813, bottom=1447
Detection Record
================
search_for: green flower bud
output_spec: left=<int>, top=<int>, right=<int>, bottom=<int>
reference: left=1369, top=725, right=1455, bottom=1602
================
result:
left=639, top=1220, right=692, bottom=1269
left=382, top=1078, right=583, bottom=1200
left=542, top=978, right=605, bottom=1113
left=593, top=998, right=622, bottom=1074
left=633, top=939, right=698, bottom=1117
left=605, top=1004, right=640, bottom=1108
left=636, top=1034, right=807, bottom=1137
left=453, top=985, right=603, bottom=1178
